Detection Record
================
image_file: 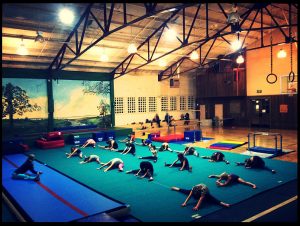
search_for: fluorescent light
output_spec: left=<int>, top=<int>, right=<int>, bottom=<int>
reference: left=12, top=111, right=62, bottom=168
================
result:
left=277, top=49, right=287, bottom=58
left=236, top=55, right=244, bottom=64
left=165, top=28, right=177, bottom=41
left=59, top=8, right=75, bottom=25
left=127, top=43, right=137, bottom=54
left=100, top=54, right=109, bottom=62
left=231, top=39, right=242, bottom=51
left=159, top=59, right=167, bottom=67
left=17, top=40, right=28, bottom=55
left=190, top=50, right=199, bottom=60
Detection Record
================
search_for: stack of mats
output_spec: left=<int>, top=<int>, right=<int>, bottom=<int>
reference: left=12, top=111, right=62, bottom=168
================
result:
left=208, top=140, right=247, bottom=150
left=152, top=133, right=184, bottom=142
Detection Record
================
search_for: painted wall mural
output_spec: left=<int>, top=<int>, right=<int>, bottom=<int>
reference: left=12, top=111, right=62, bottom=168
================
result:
left=53, top=80, right=111, bottom=128
left=2, top=78, right=48, bottom=135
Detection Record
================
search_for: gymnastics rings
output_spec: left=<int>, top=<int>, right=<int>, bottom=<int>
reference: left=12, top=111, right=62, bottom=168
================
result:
left=266, top=73, right=277, bottom=84
left=288, top=71, right=295, bottom=83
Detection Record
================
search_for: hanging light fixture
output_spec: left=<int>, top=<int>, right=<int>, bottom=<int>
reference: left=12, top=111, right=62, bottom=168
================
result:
left=159, top=59, right=167, bottom=67
left=231, top=39, right=242, bottom=51
left=17, top=39, right=28, bottom=55
left=165, top=27, right=177, bottom=41
left=190, top=50, right=199, bottom=60
left=100, top=54, right=109, bottom=62
left=35, top=31, right=45, bottom=43
left=277, top=49, right=287, bottom=58
left=59, top=7, right=75, bottom=25
left=236, top=54, right=244, bottom=64
left=127, top=43, right=137, bottom=54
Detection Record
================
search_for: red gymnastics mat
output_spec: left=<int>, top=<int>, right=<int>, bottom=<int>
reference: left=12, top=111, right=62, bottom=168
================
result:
left=152, top=134, right=184, bottom=142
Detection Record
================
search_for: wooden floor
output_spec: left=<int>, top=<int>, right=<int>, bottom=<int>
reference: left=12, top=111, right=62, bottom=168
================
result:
left=124, top=122, right=298, bottom=163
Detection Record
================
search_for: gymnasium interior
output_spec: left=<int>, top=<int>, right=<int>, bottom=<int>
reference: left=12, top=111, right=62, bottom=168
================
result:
left=2, top=3, right=298, bottom=222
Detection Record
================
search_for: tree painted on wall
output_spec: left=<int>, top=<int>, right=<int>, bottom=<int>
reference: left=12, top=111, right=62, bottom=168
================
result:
left=2, top=83, right=41, bottom=127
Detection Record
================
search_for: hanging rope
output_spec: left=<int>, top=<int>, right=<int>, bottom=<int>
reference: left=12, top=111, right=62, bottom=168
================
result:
left=288, top=33, right=295, bottom=82
left=266, top=6, right=277, bottom=84
left=266, top=36, right=277, bottom=84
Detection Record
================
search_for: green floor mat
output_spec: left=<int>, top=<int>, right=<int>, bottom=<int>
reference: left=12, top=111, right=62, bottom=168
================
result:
left=27, top=139, right=297, bottom=222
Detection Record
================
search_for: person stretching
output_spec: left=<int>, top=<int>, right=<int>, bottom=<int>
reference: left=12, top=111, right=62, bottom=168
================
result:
left=126, top=161, right=154, bottom=181
left=98, top=139, right=119, bottom=151
left=175, top=146, right=199, bottom=157
left=158, top=142, right=173, bottom=152
left=81, top=138, right=96, bottom=148
left=97, top=158, right=124, bottom=172
left=208, top=172, right=257, bottom=189
left=171, top=183, right=230, bottom=211
left=165, top=153, right=192, bottom=172
left=201, top=151, right=229, bottom=164
left=236, top=156, right=276, bottom=174
left=80, top=154, right=101, bottom=164
left=138, top=144, right=158, bottom=163
left=66, top=146, right=83, bottom=159
left=114, top=142, right=136, bottom=156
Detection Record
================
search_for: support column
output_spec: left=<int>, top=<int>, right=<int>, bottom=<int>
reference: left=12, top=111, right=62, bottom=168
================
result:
left=47, top=71, right=54, bottom=132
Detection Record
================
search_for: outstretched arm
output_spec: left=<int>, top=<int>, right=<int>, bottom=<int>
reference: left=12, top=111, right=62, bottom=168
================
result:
left=180, top=160, right=186, bottom=171
left=97, top=161, right=110, bottom=169
left=67, top=149, right=78, bottom=158
left=104, top=163, right=113, bottom=172
left=193, top=194, right=205, bottom=211
left=123, top=147, right=132, bottom=155
left=170, top=159, right=178, bottom=167
left=182, top=190, right=193, bottom=207
left=216, top=178, right=230, bottom=187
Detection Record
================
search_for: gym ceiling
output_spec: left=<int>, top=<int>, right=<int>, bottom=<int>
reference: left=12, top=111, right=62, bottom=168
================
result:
left=2, top=3, right=298, bottom=80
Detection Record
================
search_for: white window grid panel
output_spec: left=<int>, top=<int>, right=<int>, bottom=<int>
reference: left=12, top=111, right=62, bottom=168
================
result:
left=170, top=96, right=177, bottom=111
left=148, top=97, right=157, bottom=112
left=114, top=97, right=124, bottom=114
left=188, top=96, right=195, bottom=110
left=127, top=97, right=136, bottom=113
left=161, top=96, right=168, bottom=112
left=138, top=97, right=147, bottom=113
left=180, top=96, right=186, bottom=111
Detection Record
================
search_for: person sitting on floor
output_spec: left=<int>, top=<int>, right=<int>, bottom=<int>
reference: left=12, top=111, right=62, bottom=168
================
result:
left=165, top=153, right=192, bottom=172
left=208, top=172, right=257, bottom=189
left=66, top=146, right=83, bottom=159
left=175, top=146, right=199, bottom=157
left=81, top=138, right=96, bottom=148
left=151, top=113, right=162, bottom=128
left=114, top=142, right=136, bottom=156
left=235, top=156, right=276, bottom=174
left=119, top=132, right=135, bottom=143
left=11, top=154, right=42, bottom=182
left=126, top=161, right=154, bottom=181
left=138, top=144, right=158, bottom=163
left=136, top=138, right=152, bottom=146
left=98, top=139, right=119, bottom=151
left=171, top=183, right=230, bottom=211
left=201, top=151, right=229, bottom=164
left=97, top=158, right=124, bottom=172
left=158, top=142, right=173, bottom=152
left=80, top=154, right=101, bottom=164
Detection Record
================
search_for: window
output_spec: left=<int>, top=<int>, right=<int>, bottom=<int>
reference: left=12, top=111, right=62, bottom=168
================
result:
left=180, top=96, right=186, bottom=111
left=149, top=97, right=157, bottom=112
left=128, top=97, right=136, bottom=113
left=138, top=97, right=147, bottom=113
left=170, top=96, right=177, bottom=111
left=114, top=97, right=124, bottom=114
left=188, top=96, right=194, bottom=110
left=161, top=96, right=168, bottom=112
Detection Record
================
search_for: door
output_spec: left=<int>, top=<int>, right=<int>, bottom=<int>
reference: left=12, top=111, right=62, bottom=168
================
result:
left=250, top=98, right=271, bottom=128
left=200, top=105, right=206, bottom=120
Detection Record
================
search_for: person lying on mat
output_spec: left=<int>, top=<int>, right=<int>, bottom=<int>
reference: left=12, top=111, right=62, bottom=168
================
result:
left=114, top=142, right=136, bottom=156
left=138, top=144, right=158, bottom=163
left=119, top=132, right=135, bottom=143
left=81, top=138, right=96, bottom=148
left=97, top=158, right=124, bottom=172
left=171, top=183, right=230, bottom=211
left=208, top=172, right=256, bottom=189
left=136, top=138, right=152, bottom=146
left=165, top=153, right=192, bottom=172
left=126, top=161, right=154, bottom=181
left=98, top=139, right=118, bottom=151
left=175, top=146, right=199, bottom=157
left=201, top=151, right=229, bottom=164
left=80, top=154, right=101, bottom=164
left=66, top=146, right=83, bottom=159
left=158, top=142, right=173, bottom=152
left=235, top=156, right=276, bottom=173
left=12, top=154, right=42, bottom=182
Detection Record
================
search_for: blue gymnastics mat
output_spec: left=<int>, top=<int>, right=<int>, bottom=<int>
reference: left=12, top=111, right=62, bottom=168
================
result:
left=2, top=154, right=127, bottom=222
